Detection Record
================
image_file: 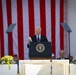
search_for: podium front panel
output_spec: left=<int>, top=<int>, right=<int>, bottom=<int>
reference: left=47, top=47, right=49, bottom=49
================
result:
left=29, top=42, right=52, bottom=58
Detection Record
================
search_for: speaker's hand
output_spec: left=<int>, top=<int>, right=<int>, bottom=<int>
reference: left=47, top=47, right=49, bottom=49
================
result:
left=28, top=37, right=32, bottom=43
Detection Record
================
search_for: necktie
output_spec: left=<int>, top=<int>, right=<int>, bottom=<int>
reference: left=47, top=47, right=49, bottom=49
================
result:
left=38, top=35, right=39, bottom=41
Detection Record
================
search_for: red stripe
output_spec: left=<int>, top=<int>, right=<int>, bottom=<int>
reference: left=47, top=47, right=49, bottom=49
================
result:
left=6, top=0, right=13, bottom=55
left=28, top=0, right=35, bottom=36
left=0, top=0, right=4, bottom=57
left=51, top=0, right=56, bottom=55
left=39, top=0, right=46, bottom=36
left=17, top=0, right=24, bottom=59
left=60, top=0, right=64, bottom=50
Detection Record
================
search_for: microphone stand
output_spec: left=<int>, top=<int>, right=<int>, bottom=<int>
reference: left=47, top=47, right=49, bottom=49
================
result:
left=50, top=59, right=52, bottom=75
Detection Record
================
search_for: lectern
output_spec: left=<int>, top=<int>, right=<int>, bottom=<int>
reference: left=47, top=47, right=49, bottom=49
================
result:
left=29, top=42, right=52, bottom=60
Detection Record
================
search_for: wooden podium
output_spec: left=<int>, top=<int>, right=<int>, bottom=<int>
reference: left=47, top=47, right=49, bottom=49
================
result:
left=29, top=42, right=52, bottom=60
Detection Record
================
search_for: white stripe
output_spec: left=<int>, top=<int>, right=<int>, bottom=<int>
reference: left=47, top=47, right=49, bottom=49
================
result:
left=22, top=0, right=29, bottom=59
left=64, top=1, right=68, bottom=56
left=45, top=0, right=51, bottom=42
left=34, top=0, right=40, bottom=27
left=55, top=0, right=60, bottom=58
left=64, top=31, right=69, bottom=56
left=11, top=0, right=18, bottom=56
left=2, top=0, right=8, bottom=55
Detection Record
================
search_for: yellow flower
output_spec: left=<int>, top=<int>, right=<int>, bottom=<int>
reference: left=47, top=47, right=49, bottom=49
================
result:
left=1, top=55, right=13, bottom=70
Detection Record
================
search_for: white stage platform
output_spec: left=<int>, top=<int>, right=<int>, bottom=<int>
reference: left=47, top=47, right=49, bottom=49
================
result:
left=0, top=60, right=76, bottom=75
left=19, top=60, right=69, bottom=75
left=0, top=64, right=17, bottom=75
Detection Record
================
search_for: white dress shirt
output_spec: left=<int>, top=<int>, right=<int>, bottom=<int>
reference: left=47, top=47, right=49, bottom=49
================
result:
left=36, top=34, right=41, bottom=40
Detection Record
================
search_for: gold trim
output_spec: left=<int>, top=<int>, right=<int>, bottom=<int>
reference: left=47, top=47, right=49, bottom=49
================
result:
left=36, top=44, right=45, bottom=53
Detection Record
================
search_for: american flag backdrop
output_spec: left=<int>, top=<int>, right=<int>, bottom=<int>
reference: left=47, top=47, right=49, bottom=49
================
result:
left=0, top=0, right=65, bottom=59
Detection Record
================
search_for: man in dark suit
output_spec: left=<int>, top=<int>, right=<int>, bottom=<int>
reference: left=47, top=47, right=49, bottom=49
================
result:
left=27, top=27, right=48, bottom=48
left=57, top=50, right=68, bottom=59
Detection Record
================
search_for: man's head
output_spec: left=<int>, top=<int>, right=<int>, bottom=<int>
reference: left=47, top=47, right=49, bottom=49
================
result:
left=59, top=50, right=65, bottom=58
left=35, top=27, right=41, bottom=35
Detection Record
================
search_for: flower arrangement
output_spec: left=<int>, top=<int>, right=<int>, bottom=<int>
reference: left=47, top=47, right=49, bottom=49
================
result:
left=0, top=55, right=16, bottom=70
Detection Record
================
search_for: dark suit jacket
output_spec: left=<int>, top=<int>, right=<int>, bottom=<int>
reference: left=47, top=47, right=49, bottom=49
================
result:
left=27, top=35, right=48, bottom=48
left=57, top=57, right=68, bottom=59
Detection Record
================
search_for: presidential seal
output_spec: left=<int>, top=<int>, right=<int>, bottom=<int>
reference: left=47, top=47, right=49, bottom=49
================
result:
left=36, top=44, right=45, bottom=52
